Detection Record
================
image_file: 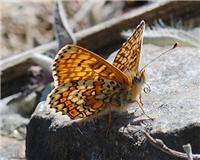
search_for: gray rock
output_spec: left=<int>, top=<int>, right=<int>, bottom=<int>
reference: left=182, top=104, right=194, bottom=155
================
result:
left=0, top=136, right=26, bottom=160
left=0, top=98, right=28, bottom=160
left=26, top=45, right=200, bottom=160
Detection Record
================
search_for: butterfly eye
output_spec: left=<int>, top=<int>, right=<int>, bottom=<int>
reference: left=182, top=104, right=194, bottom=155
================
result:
left=134, top=76, right=141, bottom=83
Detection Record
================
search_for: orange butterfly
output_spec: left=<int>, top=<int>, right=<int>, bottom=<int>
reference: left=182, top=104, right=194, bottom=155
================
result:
left=47, top=20, right=153, bottom=124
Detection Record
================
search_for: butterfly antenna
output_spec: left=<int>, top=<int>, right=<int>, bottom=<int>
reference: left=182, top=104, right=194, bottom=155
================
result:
left=140, top=42, right=179, bottom=72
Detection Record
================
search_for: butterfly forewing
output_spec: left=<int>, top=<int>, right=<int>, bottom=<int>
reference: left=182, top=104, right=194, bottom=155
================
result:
left=113, top=20, right=145, bottom=73
left=52, top=45, right=131, bottom=87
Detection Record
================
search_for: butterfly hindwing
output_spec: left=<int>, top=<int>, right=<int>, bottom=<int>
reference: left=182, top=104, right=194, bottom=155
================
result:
left=47, top=79, right=123, bottom=119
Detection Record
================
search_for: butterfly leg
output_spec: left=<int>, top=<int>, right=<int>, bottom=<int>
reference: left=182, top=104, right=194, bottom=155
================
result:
left=133, top=100, right=154, bottom=121
left=139, top=94, right=144, bottom=106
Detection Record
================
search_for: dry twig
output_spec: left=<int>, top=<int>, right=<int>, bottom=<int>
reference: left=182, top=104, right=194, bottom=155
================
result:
left=183, top=144, right=193, bottom=160
left=142, top=130, right=200, bottom=160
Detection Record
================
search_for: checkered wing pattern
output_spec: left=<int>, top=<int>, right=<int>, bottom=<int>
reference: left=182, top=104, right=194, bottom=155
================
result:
left=113, top=20, right=145, bottom=73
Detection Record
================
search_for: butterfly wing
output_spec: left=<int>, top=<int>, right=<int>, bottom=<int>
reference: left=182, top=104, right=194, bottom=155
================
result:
left=52, top=45, right=131, bottom=87
left=112, top=20, right=145, bottom=73
left=47, top=79, right=123, bottom=119
left=48, top=44, right=131, bottom=119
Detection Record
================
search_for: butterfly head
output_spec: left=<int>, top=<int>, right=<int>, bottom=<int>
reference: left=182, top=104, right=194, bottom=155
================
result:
left=126, top=70, right=146, bottom=102
left=132, top=70, right=146, bottom=86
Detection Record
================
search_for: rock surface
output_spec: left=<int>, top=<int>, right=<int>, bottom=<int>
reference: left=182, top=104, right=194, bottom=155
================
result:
left=0, top=95, right=28, bottom=160
left=26, top=45, right=200, bottom=160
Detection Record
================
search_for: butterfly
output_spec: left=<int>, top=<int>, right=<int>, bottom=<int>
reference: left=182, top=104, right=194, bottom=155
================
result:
left=47, top=20, right=153, bottom=124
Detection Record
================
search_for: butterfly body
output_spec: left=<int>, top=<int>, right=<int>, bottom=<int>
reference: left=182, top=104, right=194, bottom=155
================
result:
left=47, top=20, right=151, bottom=120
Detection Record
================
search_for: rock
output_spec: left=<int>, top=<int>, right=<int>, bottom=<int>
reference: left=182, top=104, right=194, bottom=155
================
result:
left=0, top=92, right=38, bottom=117
left=0, top=136, right=26, bottom=160
left=0, top=96, right=28, bottom=160
left=7, top=92, right=38, bottom=117
left=26, top=45, right=200, bottom=160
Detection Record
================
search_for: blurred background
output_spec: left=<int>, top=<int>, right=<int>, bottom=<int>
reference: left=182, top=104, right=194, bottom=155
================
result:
left=2, top=1, right=199, bottom=59
left=1, top=1, right=150, bottom=59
